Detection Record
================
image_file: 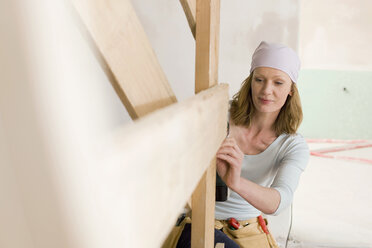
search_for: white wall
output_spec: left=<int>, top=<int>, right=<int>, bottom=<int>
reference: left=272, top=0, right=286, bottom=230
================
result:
left=297, top=0, right=372, bottom=139
left=299, top=0, right=372, bottom=71
left=132, top=0, right=300, bottom=101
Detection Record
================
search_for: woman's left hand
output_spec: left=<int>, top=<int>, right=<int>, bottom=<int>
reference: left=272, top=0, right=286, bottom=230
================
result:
left=216, top=137, right=244, bottom=191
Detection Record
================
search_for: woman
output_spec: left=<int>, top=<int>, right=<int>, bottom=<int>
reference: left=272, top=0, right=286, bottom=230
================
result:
left=169, top=41, right=309, bottom=248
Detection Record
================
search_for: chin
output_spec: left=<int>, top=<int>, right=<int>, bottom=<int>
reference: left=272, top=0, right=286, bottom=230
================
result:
left=253, top=101, right=282, bottom=114
left=256, top=107, right=280, bottom=114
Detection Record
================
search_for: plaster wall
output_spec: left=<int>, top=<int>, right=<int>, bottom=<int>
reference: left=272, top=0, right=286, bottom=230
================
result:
left=131, top=0, right=300, bottom=104
left=299, top=0, right=372, bottom=71
left=298, top=0, right=372, bottom=139
left=298, top=70, right=372, bottom=139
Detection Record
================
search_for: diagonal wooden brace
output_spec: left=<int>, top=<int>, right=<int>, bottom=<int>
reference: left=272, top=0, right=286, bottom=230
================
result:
left=72, top=0, right=177, bottom=120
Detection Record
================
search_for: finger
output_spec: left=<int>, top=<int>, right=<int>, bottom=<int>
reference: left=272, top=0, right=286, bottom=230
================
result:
left=219, top=141, right=244, bottom=160
left=217, top=147, right=238, bottom=158
left=216, top=154, right=240, bottom=168
left=230, top=142, right=244, bottom=156
left=216, top=158, right=228, bottom=169
left=223, top=137, right=237, bottom=145
left=219, top=141, right=237, bottom=150
left=218, top=146, right=235, bottom=157
left=219, top=142, right=243, bottom=156
left=222, top=138, right=241, bottom=149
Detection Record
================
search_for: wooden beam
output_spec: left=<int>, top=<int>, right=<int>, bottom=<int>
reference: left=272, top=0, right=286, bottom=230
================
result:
left=195, top=0, right=220, bottom=93
left=180, top=0, right=196, bottom=38
left=72, top=0, right=177, bottom=120
left=191, top=159, right=217, bottom=247
left=109, top=84, right=228, bottom=248
left=192, top=0, right=221, bottom=247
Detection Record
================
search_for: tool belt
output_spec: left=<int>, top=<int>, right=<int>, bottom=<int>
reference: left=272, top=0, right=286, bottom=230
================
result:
left=162, top=215, right=279, bottom=248
left=215, top=216, right=279, bottom=248
left=161, top=215, right=191, bottom=248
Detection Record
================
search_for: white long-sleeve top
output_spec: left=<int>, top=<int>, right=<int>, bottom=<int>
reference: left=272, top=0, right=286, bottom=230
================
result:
left=215, top=133, right=310, bottom=220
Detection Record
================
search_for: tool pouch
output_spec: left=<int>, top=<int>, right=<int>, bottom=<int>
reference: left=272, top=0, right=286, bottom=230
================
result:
left=216, top=217, right=279, bottom=248
left=161, top=217, right=191, bottom=248
left=162, top=216, right=278, bottom=248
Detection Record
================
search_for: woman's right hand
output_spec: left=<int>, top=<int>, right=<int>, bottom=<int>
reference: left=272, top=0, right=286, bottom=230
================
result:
left=216, top=137, right=244, bottom=191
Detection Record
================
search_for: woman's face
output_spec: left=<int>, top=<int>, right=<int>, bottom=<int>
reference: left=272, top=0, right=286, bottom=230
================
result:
left=251, top=67, right=292, bottom=114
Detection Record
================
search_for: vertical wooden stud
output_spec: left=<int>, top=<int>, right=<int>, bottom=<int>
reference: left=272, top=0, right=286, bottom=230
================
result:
left=192, top=0, right=221, bottom=247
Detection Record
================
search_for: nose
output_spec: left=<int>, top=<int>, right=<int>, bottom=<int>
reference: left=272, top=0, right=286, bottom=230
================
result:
left=261, top=81, right=273, bottom=95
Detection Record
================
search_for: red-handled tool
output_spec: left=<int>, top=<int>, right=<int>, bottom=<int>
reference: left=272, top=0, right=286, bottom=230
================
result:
left=258, top=215, right=269, bottom=234
left=228, top=217, right=240, bottom=230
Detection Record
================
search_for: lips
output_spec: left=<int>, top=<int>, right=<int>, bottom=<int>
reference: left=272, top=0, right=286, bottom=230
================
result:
left=259, top=97, right=273, bottom=104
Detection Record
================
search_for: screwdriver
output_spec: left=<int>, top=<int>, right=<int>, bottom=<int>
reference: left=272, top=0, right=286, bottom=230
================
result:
left=228, top=217, right=241, bottom=230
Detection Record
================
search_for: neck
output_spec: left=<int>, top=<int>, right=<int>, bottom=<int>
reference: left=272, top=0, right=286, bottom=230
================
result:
left=250, top=111, right=279, bottom=135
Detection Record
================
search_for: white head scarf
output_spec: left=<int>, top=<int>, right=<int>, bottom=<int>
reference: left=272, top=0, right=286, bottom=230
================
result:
left=250, top=41, right=301, bottom=83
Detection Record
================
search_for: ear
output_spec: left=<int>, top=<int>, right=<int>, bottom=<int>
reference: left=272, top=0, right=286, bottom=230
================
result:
left=288, top=82, right=294, bottom=96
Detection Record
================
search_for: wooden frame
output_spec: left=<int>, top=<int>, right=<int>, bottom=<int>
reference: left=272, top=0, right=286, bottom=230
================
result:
left=192, top=0, right=221, bottom=247
left=73, top=0, right=223, bottom=247
left=180, top=0, right=196, bottom=38
left=109, top=84, right=228, bottom=247
left=72, top=0, right=177, bottom=119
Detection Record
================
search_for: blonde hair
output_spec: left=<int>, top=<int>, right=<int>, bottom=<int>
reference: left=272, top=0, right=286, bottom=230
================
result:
left=229, top=73, right=303, bottom=135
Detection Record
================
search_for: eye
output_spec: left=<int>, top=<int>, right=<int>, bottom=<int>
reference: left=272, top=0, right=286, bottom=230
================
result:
left=275, top=81, right=283, bottom=85
left=254, top=77, right=263, bottom=82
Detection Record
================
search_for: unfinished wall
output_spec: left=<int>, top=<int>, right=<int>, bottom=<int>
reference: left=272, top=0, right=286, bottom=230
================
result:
left=298, top=70, right=372, bottom=139
left=299, top=0, right=372, bottom=71
left=298, top=0, right=372, bottom=139
left=219, top=0, right=300, bottom=97
left=132, top=0, right=300, bottom=100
